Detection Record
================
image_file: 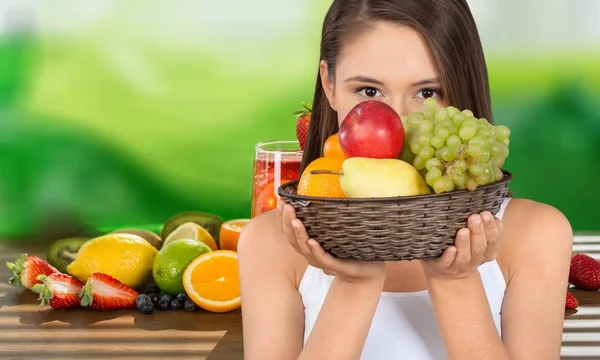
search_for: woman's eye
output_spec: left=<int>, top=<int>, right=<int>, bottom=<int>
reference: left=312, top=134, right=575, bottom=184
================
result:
left=416, top=88, right=440, bottom=99
left=357, top=87, right=382, bottom=98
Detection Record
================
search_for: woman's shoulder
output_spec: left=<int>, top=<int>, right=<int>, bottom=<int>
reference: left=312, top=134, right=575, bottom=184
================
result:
left=497, top=197, right=573, bottom=282
left=237, top=210, right=308, bottom=287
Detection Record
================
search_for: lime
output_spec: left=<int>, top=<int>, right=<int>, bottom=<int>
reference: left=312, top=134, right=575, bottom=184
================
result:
left=153, top=239, right=212, bottom=295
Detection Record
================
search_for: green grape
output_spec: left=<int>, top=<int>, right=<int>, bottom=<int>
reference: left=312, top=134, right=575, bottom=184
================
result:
left=454, top=159, right=468, bottom=172
left=446, top=106, right=459, bottom=118
left=502, top=138, right=510, bottom=146
left=492, top=167, right=504, bottom=182
left=446, top=135, right=461, bottom=148
left=410, top=142, right=422, bottom=154
left=466, top=178, right=478, bottom=191
left=414, top=155, right=426, bottom=170
left=477, top=150, right=491, bottom=163
left=424, top=97, right=437, bottom=111
left=426, top=167, right=442, bottom=187
left=440, top=119, right=453, bottom=128
left=454, top=172, right=469, bottom=190
left=434, top=126, right=450, bottom=140
left=469, top=163, right=486, bottom=177
left=449, top=125, right=459, bottom=136
left=417, top=134, right=431, bottom=146
left=495, top=125, right=511, bottom=141
left=475, top=175, right=490, bottom=186
left=452, top=113, right=467, bottom=126
left=476, top=125, right=490, bottom=137
left=424, top=107, right=436, bottom=120
left=462, top=119, right=477, bottom=128
left=419, top=146, right=435, bottom=161
left=491, top=156, right=505, bottom=168
left=425, top=157, right=443, bottom=170
left=469, top=136, right=487, bottom=148
left=431, top=136, right=445, bottom=149
left=433, top=176, right=455, bottom=194
left=435, top=108, right=448, bottom=122
left=462, top=109, right=474, bottom=117
left=489, top=141, right=502, bottom=157
left=459, top=124, right=477, bottom=140
left=419, top=120, right=434, bottom=134
left=439, top=146, right=456, bottom=162
left=466, top=143, right=484, bottom=158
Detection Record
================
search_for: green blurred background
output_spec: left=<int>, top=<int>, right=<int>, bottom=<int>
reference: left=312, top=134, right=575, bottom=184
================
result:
left=0, top=0, right=598, bottom=241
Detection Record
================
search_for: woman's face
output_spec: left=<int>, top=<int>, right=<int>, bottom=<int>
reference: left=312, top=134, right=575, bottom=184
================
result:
left=321, top=21, right=448, bottom=127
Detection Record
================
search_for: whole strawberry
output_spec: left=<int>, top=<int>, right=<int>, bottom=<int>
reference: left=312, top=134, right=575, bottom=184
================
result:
left=569, top=253, right=600, bottom=291
left=6, top=253, right=59, bottom=289
left=79, top=273, right=139, bottom=311
left=31, top=273, right=84, bottom=309
left=565, top=291, right=579, bottom=309
left=294, top=101, right=312, bottom=151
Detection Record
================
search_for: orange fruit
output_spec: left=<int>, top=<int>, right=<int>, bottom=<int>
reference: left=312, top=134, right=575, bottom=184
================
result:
left=219, top=219, right=250, bottom=251
left=183, top=250, right=241, bottom=313
left=297, top=157, right=346, bottom=198
left=323, top=133, right=347, bottom=160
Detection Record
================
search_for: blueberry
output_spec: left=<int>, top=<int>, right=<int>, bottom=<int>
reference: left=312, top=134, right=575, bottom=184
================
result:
left=159, top=293, right=173, bottom=304
left=138, top=302, right=155, bottom=314
left=184, top=299, right=197, bottom=312
left=136, top=294, right=151, bottom=309
left=171, top=299, right=182, bottom=310
left=149, top=293, right=160, bottom=304
left=176, top=293, right=189, bottom=302
left=158, top=298, right=171, bottom=310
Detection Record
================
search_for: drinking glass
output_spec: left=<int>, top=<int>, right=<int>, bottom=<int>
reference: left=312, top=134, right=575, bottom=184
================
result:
left=251, top=140, right=303, bottom=218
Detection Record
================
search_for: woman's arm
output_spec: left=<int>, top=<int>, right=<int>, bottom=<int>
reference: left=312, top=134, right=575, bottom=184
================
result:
left=426, top=200, right=572, bottom=360
left=238, top=212, right=385, bottom=360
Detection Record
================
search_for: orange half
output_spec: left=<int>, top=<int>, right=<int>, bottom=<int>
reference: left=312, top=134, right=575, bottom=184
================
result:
left=183, top=250, right=241, bottom=313
left=219, top=219, right=250, bottom=251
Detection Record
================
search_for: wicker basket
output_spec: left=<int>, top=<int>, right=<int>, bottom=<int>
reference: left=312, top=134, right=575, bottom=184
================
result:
left=278, top=170, right=512, bottom=261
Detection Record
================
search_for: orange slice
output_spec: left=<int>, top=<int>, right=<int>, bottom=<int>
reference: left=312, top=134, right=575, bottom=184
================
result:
left=183, top=250, right=241, bottom=313
left=219, top=219, right=250, bottom=252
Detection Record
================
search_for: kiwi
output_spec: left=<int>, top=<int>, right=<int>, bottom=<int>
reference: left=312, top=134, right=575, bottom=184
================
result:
left=161, top=212, right=224, bottom=247
left=110, top=228, right=163, bottom=250
left=46, top=237, right=90, bottom=273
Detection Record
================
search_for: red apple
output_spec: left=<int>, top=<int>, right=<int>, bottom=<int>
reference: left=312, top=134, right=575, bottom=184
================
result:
left=338, top=101, right=405, bottom=159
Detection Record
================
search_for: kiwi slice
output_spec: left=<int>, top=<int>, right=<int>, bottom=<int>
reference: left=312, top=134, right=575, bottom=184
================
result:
left=161, top=212, right=224, bottom=247
left=46, top=237, right=90, bottom=273
left=110, top=228, right=163, bottom=250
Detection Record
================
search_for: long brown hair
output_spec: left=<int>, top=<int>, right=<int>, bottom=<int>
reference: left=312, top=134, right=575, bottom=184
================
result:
left=301, top=0, right=493, bottom=172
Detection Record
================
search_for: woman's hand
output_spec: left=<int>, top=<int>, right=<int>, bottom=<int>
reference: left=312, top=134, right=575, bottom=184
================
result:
left=421, top=211, right=503, bottom=281
left=276, top=200, right=386, bottom=285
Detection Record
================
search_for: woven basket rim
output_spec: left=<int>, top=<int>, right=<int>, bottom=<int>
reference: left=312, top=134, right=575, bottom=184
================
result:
left=278, top=169, right=513, bottom=203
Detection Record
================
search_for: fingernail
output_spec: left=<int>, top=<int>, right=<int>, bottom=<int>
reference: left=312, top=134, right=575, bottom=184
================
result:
left=471, top=215, right=481, bottom=226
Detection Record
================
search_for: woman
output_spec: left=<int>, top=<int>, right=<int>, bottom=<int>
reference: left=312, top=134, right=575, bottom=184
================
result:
left=238, top=0, right=573, bottom=359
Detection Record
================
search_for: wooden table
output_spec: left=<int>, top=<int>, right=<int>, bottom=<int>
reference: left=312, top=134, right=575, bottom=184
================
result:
left=1, top=236, right=599, bottom=359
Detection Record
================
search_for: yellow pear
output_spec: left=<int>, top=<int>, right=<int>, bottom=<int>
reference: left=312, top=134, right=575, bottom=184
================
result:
left=340, top=157, right=431, bottom=198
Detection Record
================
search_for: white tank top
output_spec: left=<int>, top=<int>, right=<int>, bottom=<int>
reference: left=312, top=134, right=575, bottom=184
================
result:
left=299, top=198, right=511, bottom=359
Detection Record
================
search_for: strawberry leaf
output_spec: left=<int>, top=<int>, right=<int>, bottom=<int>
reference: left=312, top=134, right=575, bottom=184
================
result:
left=6, top=253, right=27, bottom=287
left=35, top=276, right=54, bottom=307
left=79, top=280, right=94, bottom=307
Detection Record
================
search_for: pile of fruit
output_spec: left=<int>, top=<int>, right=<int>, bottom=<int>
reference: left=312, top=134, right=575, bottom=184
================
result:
left=6, top=212, right=249, bottom=315
left=295, top=98, right=511, bottom=199
left=566, top=253, right=600, bottom=310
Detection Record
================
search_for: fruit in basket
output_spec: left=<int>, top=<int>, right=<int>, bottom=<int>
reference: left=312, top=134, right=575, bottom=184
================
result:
left=46, top=237, right=90, bottom=273
left=297, top=157, right=346, bottom=198
left=161, top=212, right=224, bottom=246
left=339, top=157, right=431, bottom=198
left=80, top=273, right=139, bottom=310
left=569, top=253, right=600, bottom=291
left=31, top=273, right=84, bottom=309
left=163, top=222, right=218, bottom=250
left=339, top=100, right=405, bottom=159
left=294, top=101, right=312, bottom=151
left=323, top=133, right=347, bottom=160
left=183, top=250, right=241, bottom=313
left=66, top=233, right=158, bottom=288
left=6, top=254, right=59, bottom=289
left=153, top=239, right=212, bottom=295
left=400, top=98, right=510, bottom=193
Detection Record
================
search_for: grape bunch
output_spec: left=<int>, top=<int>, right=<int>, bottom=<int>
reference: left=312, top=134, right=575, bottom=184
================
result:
left=400, top=98, right=510, bottom=194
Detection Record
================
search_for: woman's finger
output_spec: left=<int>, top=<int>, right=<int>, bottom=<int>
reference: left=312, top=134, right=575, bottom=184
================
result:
left=467, top=214, right=486, bottom=261
left=306, top=239, right=340, bottom=275
left=450, top=227, right=472, bottom=268
left=483, top=217, right=502, bottom=261
left=434, top=245, right=457, bottom=268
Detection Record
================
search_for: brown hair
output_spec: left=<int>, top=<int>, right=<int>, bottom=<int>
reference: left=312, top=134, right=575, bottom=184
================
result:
left=301, top=0, right=493, bottom=172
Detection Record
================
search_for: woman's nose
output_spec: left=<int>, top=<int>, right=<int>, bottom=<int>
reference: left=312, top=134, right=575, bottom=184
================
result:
left=389, top=99, right=408, bottom=118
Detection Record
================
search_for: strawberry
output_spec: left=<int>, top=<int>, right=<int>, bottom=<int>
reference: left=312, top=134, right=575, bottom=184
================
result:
left=6, top=253, right=59, bottom=289
left=79, top=273, right=139, bottom=311
left=294, top=101, right=312, bottom=151
left=565, top=291, right=579, bottom=309
left=30, top=273, right=84, bottom=309
left=569, top=253, right=600, bottom=291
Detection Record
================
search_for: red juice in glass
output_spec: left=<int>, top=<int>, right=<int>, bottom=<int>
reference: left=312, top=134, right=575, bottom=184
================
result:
left=251, top=141, right=302, bottom=218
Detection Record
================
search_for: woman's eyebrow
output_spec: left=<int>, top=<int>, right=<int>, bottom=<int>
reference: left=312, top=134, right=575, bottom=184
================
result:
left=411, top=78, right=440, bottom=86
left=344, top=76, right=384, bottom=85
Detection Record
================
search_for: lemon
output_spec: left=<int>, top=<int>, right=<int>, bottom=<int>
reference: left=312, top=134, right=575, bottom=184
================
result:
left=153, top=239, right=212, bottom=295
left=164, top=222, right=218, bottom=250
left=66, top=233, right=158, bottom=288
